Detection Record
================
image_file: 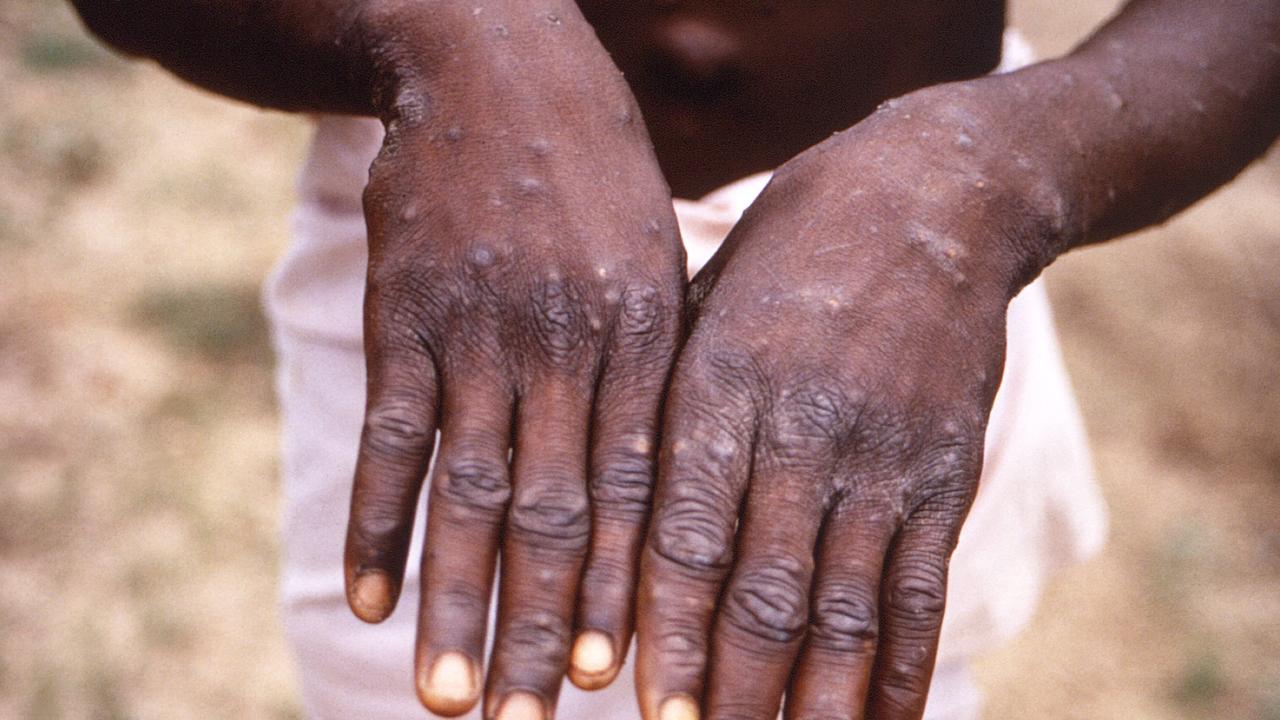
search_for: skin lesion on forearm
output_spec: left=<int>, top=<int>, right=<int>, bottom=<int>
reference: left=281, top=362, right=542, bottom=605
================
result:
left=996, top=0, right=1280, bottom=257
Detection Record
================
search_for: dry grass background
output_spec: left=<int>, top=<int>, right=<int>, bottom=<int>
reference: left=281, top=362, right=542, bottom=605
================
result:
left=1, top=0, right=1277, bottom=718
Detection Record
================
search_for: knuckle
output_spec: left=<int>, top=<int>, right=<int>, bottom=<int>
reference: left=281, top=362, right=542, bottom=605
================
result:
left=508, top=483, right=591, bottom=552
left=722, top=554, right=812, bottom=645
left=884, top=560, right=948, bottom=629
left=498, top=608, right=571, bottom=665
left=366, top=259, right=435, bottom=311
left=651, top=493, right=735, bottom=573
left=913, top=427, right=983, bottom=508
left=699, top=346, right=764, bottom=402
left=432, top=583, right=490, bottom=617
left=528, top=277, right=590, bottom=365
left=808, top=578, right=879, bottom=652
left=615, top=283, right=668, bottom=346
left=591, top=445, right=654, bottom=518
left=652, top=624, right=708, bottom=674
left=435, top=455, right=511, bottom=515
left=763, top=375, right=853, bottom=462
left=362, top=400, right=432, bottom=467
left=350, top=499, right=412, bottom=551
left=848, top=400, right=918, bottom=463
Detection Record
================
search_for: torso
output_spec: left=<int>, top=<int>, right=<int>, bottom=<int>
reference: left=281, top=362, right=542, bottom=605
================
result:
left=577, top=0, right=1006, bottom=196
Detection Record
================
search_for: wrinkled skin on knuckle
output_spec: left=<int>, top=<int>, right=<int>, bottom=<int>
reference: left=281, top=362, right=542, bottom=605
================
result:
left=651, top=492, right=735, bottom=573
left=499, top=608, right=572, bottom=667
left=434, top=582, right=492, bottom=619
left=364, top=262, right=450, bottom=348
left=508, top=483, right=591, bottom=554
left=760, top=374, right=856, bottom=466
left=526, top=276, right=592, bottom=367
left=362, top=399, right=433, bottom=468
left=883, top=555, right=948, bottom=634
left=722, top=554, right=813, bottom=645
left=591, top=445, right=655, bottom=519
left=911, top=422, right=984, bottom=503
left=349, top=498, right=413, bottom=555
left=615, top=282, right=669, bottom=348
left=434, top=455, right=511, bottom=516
left=652, top=622, right=709, bottom=674
left=808, top=579, right=879, bottom=652
left=844, top=398, right=921, bottom=470
left=699, top=346, right=767, bottom=404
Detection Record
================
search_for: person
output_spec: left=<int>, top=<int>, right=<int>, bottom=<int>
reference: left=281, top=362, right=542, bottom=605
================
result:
left=67, top=2, right=1280, bottom=719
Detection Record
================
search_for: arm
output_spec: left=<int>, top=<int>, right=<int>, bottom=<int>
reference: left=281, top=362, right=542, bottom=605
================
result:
left=71, top=0, right=402, bottom=114
left=72, top=3, right=687, bottom=718
left=635, top=2, right=1278, bottom=719
left=940, top=0, right=1280, bottom=285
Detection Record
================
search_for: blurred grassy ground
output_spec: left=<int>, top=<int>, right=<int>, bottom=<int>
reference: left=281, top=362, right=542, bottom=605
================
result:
left=1, top=1, right=1277, bottom=718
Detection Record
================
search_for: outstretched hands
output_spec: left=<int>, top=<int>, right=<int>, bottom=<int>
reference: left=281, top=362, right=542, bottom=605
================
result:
left=346, top=68, right=1055, bottom=719
left=341, top=7, right=685, bottom=717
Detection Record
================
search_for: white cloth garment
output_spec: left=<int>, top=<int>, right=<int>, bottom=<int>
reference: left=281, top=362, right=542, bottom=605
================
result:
left=264, top=29, right=1106, bottom=719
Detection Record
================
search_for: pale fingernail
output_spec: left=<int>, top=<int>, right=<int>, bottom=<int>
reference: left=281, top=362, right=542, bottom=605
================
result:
left=659, top=695, right=699, bottom=720
left=571, top=631, right=615, bottom=676
left=496, top=691, right=545, bottom=720
left=418, top=652, right=479, bottom=715
left=350, top=572, right=392, bottom=622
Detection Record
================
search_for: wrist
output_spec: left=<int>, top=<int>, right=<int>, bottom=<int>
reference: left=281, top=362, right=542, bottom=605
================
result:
left=356, top=1, right=632, bottom=128
left=851, top=72, right=1092, bottom=298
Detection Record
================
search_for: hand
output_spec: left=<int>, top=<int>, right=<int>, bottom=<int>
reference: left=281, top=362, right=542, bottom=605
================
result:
left=341, top=6, right=685, bottom=717
left=636, top=85, right=1060, bottom=719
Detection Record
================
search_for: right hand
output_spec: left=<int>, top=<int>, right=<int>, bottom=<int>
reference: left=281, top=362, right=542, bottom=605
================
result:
left=341, top=5, right=685, bottom=717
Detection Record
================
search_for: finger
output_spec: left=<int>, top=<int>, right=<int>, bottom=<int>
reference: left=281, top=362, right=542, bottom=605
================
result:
left=413, top=372, right=514, bottom=716
left=866, top=499, right=967, bottom=720
left=784, top=498, right=896, bottom=720
left=485, top=378, right=594, bottom=720
left=636, top=376, right=756, bottom=720
left=344, top=340, right=439, bottom=624
left=702, top=471, right=826, bottom=720
left=572, top=285, right=678, bottom=690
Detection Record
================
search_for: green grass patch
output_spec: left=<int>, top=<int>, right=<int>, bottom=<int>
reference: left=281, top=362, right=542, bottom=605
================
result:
left=1173, top=647, right=1227, bottom=705
left=130, top=284, right=271, bottom=365
left=20, top=33, right=106, bottom=72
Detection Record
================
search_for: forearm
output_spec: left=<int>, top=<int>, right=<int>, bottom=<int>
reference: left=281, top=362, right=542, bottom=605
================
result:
left=68, top=0, right=618, bottom=118
left=858, top=0, right=1279, bottom=293
left=1034, top=0, right=1280, bottom=246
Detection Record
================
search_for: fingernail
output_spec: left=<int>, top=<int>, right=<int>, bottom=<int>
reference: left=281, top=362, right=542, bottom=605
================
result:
left=571, top=630, right=616, bottom=676
left=350, top=571, right=393, bottom=622
left=496, top=691, right=545, bottom=720
left=418, top=652, right=479, bottom=715
left=659, top=695, right=699, bottom=720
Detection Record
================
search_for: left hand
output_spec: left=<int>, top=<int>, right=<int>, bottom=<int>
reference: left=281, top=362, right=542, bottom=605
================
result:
left=635, top=85, right=1062, bottom=719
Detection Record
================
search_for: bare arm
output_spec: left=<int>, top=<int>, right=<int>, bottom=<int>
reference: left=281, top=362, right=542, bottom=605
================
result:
left=71, top=0, right=395, bottom=114
left=1017, top=0, right=1280, bottom=255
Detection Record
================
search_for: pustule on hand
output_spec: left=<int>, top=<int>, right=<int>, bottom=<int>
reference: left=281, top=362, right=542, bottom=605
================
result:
left=827, top=79, right=1084, bottom=297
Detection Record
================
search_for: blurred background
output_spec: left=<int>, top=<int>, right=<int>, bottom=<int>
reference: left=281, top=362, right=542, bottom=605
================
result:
left=1, top=0, right=1277, bottom=717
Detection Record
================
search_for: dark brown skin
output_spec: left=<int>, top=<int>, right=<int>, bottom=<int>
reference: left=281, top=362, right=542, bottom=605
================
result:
left=69, top=1, right=1280, bottom=719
